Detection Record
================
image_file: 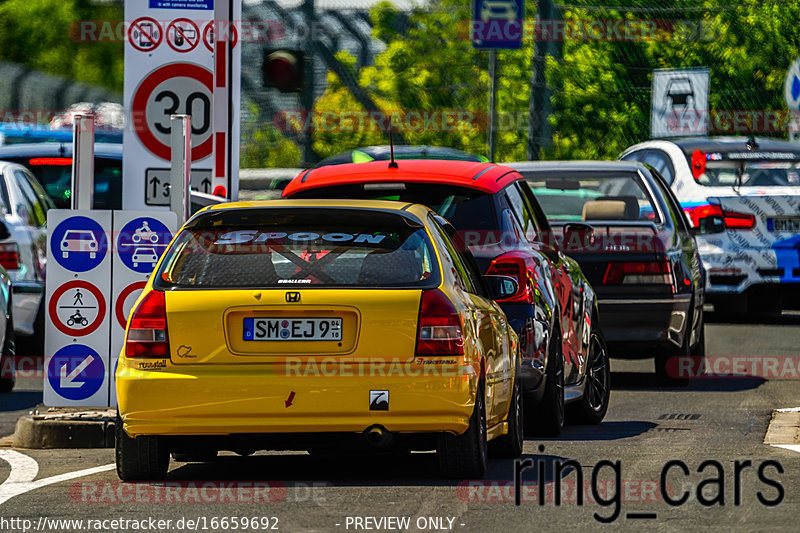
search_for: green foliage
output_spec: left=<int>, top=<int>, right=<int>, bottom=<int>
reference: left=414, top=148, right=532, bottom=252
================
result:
left=311, top=0, right=800, bottom=163
left=0, top=0, right=124, bottom=91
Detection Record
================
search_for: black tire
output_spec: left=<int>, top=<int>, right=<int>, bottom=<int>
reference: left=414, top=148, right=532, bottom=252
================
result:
left=568, top=327, right=610, bottom=425
left=527, top=331, right=564, bottom=437
left=16, top=302, right=44, bottom=356
left=171, top=451, right=218, bottom=462
left=0, top=298, right=16, bottom=393
left=438, top=382, right=488, bottom=479
left=690, top=306, right=705, bottom=356
left=115, top=415, right=169, bottom=481
left=489, top=376, right=524, bottom=459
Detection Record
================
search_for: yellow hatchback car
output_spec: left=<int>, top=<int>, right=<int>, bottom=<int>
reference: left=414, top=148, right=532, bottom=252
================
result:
left=116, top=200, right=522, bottom=480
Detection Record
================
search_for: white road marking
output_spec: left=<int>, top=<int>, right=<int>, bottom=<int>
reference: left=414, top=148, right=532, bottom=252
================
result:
left=775, top=407, right=800, bottom=413
left=0, top=449, right=115, bottom=507
left=772, top=444, right=800, bottom=454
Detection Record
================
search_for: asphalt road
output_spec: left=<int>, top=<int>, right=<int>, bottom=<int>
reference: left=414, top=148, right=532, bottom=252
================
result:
left=1, top=313, right=799, bottom=532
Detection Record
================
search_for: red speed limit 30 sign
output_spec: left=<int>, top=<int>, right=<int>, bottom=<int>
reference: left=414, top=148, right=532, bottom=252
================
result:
left=123, top=0, right=241, bottom=210
left=131, top=62, right=214, bottom=162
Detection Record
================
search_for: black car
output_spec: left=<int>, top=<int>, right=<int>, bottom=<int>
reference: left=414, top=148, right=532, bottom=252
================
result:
left=510, top=160, right=706, bottom=384
left=0, top=142, right=222, bottom=213
left=284, top=160, right=610, bottom=436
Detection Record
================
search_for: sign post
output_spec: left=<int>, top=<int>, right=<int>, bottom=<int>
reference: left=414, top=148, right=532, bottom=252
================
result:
left=170, top=114, right=192, bottom=225
left=471, top=0, right=524, bottom=161
left=123, top=0, right=241, bottom=210
left=71, top=114, right=95, bottom=210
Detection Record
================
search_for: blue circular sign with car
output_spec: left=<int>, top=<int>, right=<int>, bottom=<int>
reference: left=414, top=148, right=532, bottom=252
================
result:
left=117, top=217, right=173, bottom=273
left=50, top=216, right=108, bottom=272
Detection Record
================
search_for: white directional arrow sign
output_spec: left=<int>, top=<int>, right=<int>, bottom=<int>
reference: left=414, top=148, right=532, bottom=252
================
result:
left=59, top=355, right=95, bottom=389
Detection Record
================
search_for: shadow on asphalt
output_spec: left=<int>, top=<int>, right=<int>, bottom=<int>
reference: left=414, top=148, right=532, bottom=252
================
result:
left=543, top=420, right=656, bottom=441
left=705, top=311, right=800, bottom=326
left=611, top=371, right=765, bottom=392
left=0, top=390, right=42, bottom=411
left=166, top=451, right=572, bottom=485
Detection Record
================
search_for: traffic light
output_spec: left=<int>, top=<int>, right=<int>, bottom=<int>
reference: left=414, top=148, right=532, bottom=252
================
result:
left=261, top=49, right=305, bottom=93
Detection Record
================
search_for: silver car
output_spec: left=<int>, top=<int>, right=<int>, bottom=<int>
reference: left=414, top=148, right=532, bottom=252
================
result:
left=0, top=161, right=53, bottom=350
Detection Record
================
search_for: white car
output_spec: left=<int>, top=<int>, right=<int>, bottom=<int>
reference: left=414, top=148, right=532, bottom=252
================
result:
left=621, top=137, right=800, bottom=314
left=132, top=247, right=159, bottom=268
left=60, top=230, right=98, bottom=258
left=480, top=0, right=518, bottom=21
left=0, top=161, right=53, bottom=348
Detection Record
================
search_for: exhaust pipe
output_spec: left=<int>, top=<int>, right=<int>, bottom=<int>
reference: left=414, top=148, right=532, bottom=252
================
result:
left=364, top=425, right=392, bottom=447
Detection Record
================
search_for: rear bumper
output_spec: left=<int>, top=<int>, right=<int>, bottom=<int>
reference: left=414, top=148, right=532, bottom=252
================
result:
left=598, top=295, right=691, bottom=355
left=698, top=240, right=800, bottom=294
left=117, top=362, right=478, bottom=437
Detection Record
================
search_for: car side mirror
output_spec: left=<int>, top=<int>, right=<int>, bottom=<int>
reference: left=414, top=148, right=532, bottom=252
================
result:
left=482, top=275, right=518, bottom=300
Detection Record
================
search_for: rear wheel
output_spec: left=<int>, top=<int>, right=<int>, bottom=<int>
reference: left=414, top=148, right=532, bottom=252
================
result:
left=527, top=332, right=564, bottom=437
left=438, top=382, right=487, bottom=479
left=568, top=327, right=610, bottom=425
left=0, top=300, right=16, bottom=393
left=489, top=376, right=524, bottom=458
left=116, top=415, right=169, bottom=481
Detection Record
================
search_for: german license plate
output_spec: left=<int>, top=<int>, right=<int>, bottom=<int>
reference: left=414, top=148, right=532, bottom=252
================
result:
left=768, top=217, right=800, bottom=232
left=243, top=318, right=342, bottom=341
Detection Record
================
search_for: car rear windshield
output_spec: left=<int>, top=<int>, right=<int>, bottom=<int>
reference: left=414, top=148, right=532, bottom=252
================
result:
left=693, top=161, right=800, bottom=187
left=288, top=183, right=498, bottom=233
left=8, top=156, right=122, bottom=209
left=154, top=208, right=440, bottom=289
left=525, top=173, right=662, bottom=224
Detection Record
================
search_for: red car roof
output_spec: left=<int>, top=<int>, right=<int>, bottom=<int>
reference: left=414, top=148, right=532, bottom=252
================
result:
left=282, top=160, right=523, bottom=197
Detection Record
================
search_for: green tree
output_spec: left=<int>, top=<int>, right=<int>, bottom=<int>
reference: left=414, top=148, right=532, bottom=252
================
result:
left=0, top=0, right=124, bottom=91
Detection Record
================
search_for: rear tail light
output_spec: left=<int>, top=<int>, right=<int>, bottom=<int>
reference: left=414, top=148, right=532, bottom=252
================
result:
left=416, top=289, right=464, bottom=356
left=486, top=255, right=531, bottom=303
left=683, top=204, right=755, bottom=231
left=603, top=260, right=673, bottom=287
left=125, top=291, right=169, bottom=358
left=0, top=243, right=20, bottom=270
left=28, top=157, right=73, bottom=166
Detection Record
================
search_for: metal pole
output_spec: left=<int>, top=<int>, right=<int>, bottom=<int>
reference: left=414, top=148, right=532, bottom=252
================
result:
left=488, top=50, right=498, bottom=162
left=170, top=115, right=192, bottom=225
left=301, top=0, right=316, bottom=165
left=527, top=0, right=553, bottom=160
left=71, top=113, right=95, bottom=210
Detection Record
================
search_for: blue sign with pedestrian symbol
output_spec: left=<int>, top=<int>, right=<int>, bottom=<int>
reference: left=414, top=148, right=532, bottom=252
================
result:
left=47, top=345, right=105, bottom=401
left=50, top=216, right=108, bottom=272
left=117, top=217, right=173, bottom=274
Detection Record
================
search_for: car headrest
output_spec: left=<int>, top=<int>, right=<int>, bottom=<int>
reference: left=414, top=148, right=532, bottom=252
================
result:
left=358, top=249, right=422, bottom=285
left=582, top=200, right=627, bottom=221
left=598, top=195, right=640, bottom=219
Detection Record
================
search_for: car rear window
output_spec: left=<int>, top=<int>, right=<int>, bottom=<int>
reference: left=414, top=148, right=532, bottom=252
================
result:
left=693, top=160, right=800, bottom=187
left=525, top=173, right=662, bottom=224
left=154, top=208, right=440, bottom=289
left=8, top=156, right=122, bottom=209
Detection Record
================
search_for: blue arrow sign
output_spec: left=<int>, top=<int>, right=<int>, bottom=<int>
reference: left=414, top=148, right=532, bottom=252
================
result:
left=47, top=345, right=105, bottom=401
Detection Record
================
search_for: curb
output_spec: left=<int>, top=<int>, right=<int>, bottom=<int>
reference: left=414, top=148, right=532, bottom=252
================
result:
left=13, top=409, right=116, bottom=449
left=764, top=408, right=800, bottom=446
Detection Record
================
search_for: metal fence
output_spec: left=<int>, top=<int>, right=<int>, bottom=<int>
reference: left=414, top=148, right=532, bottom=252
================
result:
left=239, top=0, right=800, bottom=167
